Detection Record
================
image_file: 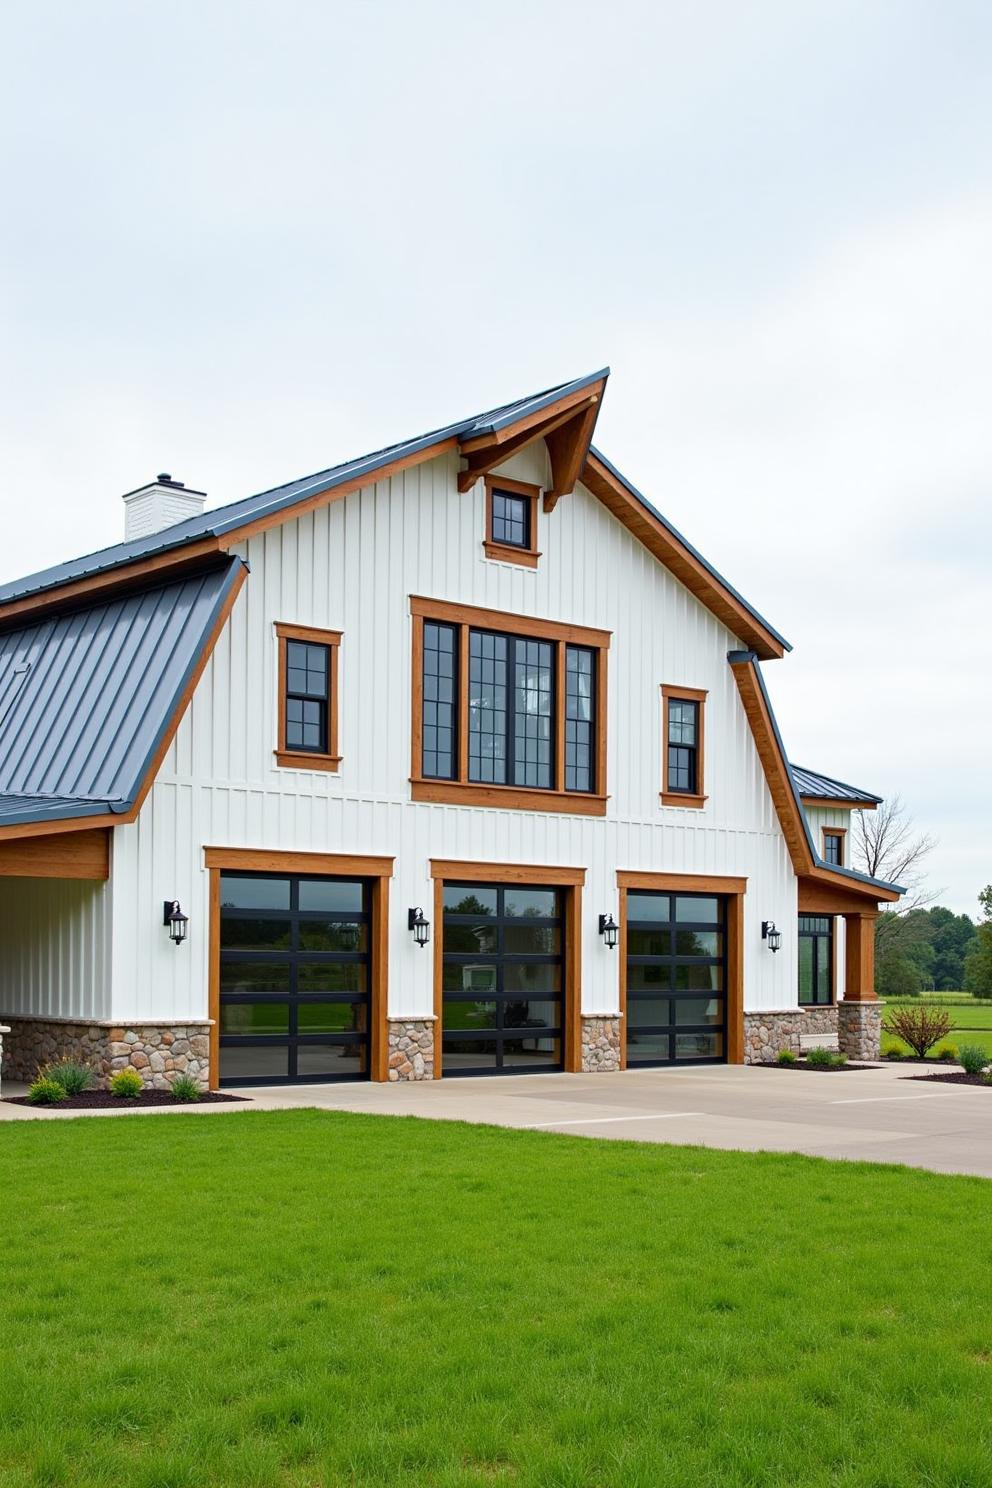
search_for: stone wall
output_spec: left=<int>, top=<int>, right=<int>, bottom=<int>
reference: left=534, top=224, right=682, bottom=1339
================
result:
left=0, top=1016, right=212, bottom=1090
left=743, top=1006, right=839, bottom=1063
left=581, top=1014, right=622, bottom=1072
left=838, top=1002, right=882, bottom=1061
left=387, top=1018, right=436, bottom=1080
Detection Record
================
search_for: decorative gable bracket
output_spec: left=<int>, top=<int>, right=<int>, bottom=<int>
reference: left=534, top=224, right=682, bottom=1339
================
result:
left=457, top=379, right=605, bottom=499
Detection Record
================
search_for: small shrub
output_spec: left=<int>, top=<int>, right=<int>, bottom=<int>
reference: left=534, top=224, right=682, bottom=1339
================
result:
left=109, top=1067, right=144, bottom=1098
left=40, top=1057, right=93, bottom=1096
left=26, top=1077, right=67, bottom=1105
left=936, top=1045, right=958, bottom=1063
left=958, top=1045, right=990, bottom=1077
left=170, top=1073, right=201, bottom=1102
left=883, top=1006, right=954, bottom=1059
left=884, top=1048, right=904, bottom=1060
left=806, top=1046, right=835, bottom=1067
left=775, top=1048, right=797, bottom=1066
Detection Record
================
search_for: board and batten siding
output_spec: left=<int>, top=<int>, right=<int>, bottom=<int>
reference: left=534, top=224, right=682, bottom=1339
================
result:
left=0, top=877, right=112, bottom=1020
left=108, top=441, right=800, bottom=1025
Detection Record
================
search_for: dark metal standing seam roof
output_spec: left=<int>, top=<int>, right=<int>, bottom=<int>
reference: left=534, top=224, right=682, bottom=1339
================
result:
left=789, top=765, right=883, bottom=803
left=0, top=558, right=245, bottom=828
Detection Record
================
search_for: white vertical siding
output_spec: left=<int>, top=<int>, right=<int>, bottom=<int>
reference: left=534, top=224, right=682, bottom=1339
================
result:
left=103, top=437, right=801, bottom=1023
left=0, top=877, right=112, bottom=1019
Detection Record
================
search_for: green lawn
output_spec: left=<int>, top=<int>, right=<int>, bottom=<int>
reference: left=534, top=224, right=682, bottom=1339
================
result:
left=4, top=1112, right=992, bottom=1487
left=881, top=994, right=992, bottom=1058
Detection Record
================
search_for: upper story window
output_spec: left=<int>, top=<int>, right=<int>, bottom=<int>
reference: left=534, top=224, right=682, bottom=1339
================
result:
left=483, top=477, right=541, bottom=569
left=275, top=623, right=342, bottom=772
left=660, top=685, right=707, bottom=808
left=822, top=828, right=845, bottom=867
left=411, top=596, right=609, bottom=816
left=798, top=915, right=833, bottom=1005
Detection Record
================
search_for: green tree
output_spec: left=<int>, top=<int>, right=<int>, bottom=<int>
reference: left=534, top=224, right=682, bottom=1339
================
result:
left=963, top=887, right=992, bottom=997
left=929, top=907, right=978, bottom=989
left=876, top=954, right=923, bottom=998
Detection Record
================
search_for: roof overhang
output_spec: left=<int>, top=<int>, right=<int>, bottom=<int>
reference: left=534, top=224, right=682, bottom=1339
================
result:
left=728, top=650, right=903, bottom=906
left=457, top=373, right=607, bottom=506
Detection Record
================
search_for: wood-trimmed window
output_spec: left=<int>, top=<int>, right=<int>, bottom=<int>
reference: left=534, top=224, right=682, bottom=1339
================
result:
left=483, top=477, right=541, bottom=568
left=660, top=685, right=707, bottom=807
left=411, top=596, right=609, bottom=816
left=798, top=914, right=834, bottom=1005
left=822, top=828, right=846, bottom=867
left=275, top=623, right=342, bottom=772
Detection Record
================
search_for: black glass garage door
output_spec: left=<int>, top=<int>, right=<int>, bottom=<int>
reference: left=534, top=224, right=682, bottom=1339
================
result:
left=219, top=872, right=371, bottom=1085
left=442, top=882, right=564, bottom=1075
left=625, top=891, right=726, bottom=1065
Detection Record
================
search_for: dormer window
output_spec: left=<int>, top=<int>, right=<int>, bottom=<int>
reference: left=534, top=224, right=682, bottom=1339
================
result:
left=483, top=477, right=541, bottom=569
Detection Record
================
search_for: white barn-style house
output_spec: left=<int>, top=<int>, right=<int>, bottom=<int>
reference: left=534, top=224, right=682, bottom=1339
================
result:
left=0, top=369, right=902, bottom=1090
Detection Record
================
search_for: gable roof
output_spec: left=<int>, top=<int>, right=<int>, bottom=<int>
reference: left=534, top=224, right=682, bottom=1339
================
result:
left=727, top=650, right=902, bottom=904
left=0, top=558, right=246, bottom=836
left=0, top=369, right=789, bottom=659
left=790, top=764, right=882, bottom=808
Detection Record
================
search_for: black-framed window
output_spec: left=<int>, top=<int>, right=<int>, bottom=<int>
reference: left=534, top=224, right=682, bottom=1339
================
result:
left=442, top=881, right=563, bottom=1075
left=285, top=640, right=329, bottom=754
left=422, top=621, right=457, bottom=779
left=823, top=832, right=843, bottom=867
left=565, top=646, right=595, bottom=792
left=491, top=490, right=530, bottom=549
left=798, top=915, right=833, bottom=1005
left=218, top=872, right=371, bottom=1085
left=667, top=698, right=699, bottom=795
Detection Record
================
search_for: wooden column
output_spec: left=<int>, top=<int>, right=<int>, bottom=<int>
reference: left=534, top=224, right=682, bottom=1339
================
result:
left=843, top=912, right=878, bottom=1002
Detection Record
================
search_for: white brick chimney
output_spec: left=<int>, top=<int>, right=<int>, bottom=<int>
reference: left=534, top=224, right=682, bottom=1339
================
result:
left=122, top=474, right=207, bottom=541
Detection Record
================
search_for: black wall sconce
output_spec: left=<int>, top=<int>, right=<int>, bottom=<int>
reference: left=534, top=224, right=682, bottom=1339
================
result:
left=598, top=913, right=619, bottom=950
left=408, top=907, right=430, bottom=948
left=163, top=899, right=188, bottom=947
left=761, top=920, right=782, bottom=953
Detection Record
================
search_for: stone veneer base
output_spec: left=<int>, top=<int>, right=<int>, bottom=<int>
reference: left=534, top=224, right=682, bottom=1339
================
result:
left=387, top=1018, right=436, bottom=1080
left=743, top=1007, right=839, bottom=1064
left=581, top=1014, right=622, bottom=1072
left=837, top=1002, right=882, bottom=1061
left=0, top=1015, right=212, bottom=1091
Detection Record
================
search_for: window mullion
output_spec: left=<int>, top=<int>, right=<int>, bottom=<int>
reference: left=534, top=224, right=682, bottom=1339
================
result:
left=555, top=640, right=566, bottom=793
left=457, top=624, right=469, bottom=783
left=505, top=633, right=517, bottom=787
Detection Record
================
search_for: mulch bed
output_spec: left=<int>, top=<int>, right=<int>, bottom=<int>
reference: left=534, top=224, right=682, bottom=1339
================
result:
left=4, top=1090, right=248, bottom=1110
left=773, top=1061, right=876, bottom=1073
left=905, top=1072, right=992, bottom=1088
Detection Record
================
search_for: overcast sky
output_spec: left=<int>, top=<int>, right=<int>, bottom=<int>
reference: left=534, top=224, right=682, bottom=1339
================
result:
left=1, top=2, right=988, bottom=913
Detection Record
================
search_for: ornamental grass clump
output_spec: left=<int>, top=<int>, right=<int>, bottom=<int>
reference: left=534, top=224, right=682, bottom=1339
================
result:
left=109, top=1067, right=144, bottom=1099
left=775, top=1048, right=797, bottom=1066
left=883, top=1006, right=954, bottom=1060
left=26, top=1077, right=67, bottom=1105
left=40, top=1057, right=93, bottom=1097
left=958, top=1045, right=990, bottom=1077
left=170, top=1073, right=201, bottom=1102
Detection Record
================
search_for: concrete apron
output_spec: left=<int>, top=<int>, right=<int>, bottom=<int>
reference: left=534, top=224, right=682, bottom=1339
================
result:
left=3, top=1062, right=991, bottom=1182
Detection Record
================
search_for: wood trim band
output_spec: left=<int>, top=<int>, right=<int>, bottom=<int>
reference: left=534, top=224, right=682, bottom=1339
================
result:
left=430, top=858, right=586, bottom=885
left=800, top=796, right=878, bottom=811
left=482, top=540, right=540, bottom=569
left=410, top=595, right=611, bottom=650
left=205, top=847, right=395, bottom=1090
left=412, top=779, right=607, bottom=816
left=660, top=684, right=707, bottom=810
left=617, top=869, right=746, bottom=1067
left=0, top=828, right=110, bottom=880
left=275, top=622, right=342, bottom=773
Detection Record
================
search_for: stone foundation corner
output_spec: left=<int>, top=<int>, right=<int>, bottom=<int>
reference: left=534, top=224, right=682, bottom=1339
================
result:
left=387, top=1018, right=436, bottom=1080
left=0, top=1016, right=212, bottom=1091
left=581, top=1014, right=622, bottom=1072
left=838, top=1001, right=882, bottom=1061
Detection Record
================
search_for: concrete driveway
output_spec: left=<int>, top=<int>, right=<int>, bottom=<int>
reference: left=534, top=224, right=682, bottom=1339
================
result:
left=5, top=1060, right=989, bottom=1178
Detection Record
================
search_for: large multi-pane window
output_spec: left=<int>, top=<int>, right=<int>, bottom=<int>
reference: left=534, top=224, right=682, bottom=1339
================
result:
left=661, top=686, right=706, bottom=805
left=412, top=599, right=609, bottom=811
left=798, top=915, right=833, bottom=1005
left=275, top=623, right=342, bottom=770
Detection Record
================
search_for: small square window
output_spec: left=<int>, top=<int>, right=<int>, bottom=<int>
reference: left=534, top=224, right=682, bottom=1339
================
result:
left=484, top=479, right=541, bottom=568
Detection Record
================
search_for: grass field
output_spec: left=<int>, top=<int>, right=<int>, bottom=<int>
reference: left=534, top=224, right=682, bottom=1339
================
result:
left=4, top=1110, right=992, bottom=1488
left=881, top=994, right=992, bottom=1058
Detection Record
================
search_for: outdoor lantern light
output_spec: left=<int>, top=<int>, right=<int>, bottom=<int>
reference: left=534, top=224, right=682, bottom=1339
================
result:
left=163, top=899, right=188, bottom=947
left=408, top=907, right=430, bottom=948
left=598, top=913, right=619, bottom=950
left=762, top=920, right=782, bottom=953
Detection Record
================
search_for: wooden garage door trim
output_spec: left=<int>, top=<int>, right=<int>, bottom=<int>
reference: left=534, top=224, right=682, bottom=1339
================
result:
left=429, top=858, right=586, bottom=1077
left=205, top=847, right=394, bottom=1089
left=616, top=870, right=746, bottom=1067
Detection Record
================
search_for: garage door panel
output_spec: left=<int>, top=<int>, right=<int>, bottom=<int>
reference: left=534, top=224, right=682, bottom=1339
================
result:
left=625, top=890, right=727, bottom=1068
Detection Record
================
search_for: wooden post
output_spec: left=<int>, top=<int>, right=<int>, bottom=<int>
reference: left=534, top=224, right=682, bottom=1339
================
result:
left=843, top=912, right=878, bottom=1002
